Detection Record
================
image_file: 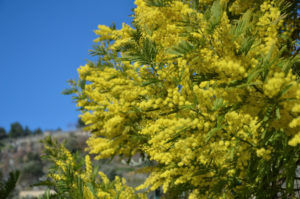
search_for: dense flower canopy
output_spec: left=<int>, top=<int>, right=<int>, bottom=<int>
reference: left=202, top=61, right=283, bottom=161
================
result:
left=60, top=0, right=300, bottom=198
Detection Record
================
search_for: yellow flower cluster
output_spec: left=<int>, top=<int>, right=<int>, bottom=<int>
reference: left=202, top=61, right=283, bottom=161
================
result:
left=72, top=0, right=300, bottom=198
left=93, top=25, right=115, bottom=42
left=43, top=137, right=146, bottom=199
left=288, top=132, right=300, bottom=147
left=256, top=147, right=272, bottom=160
left=229, top=0, right=256, bottom=15
left=264, top=72, right=285, bottom=98
left=257, top=1, right=282, bottom=55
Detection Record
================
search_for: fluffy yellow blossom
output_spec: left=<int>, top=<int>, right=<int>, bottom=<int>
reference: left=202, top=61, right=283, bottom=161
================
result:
left=42, top=137, right=146, bottom=199
left=288, top=132, right=300, bottom=147
left=85, top=155, right=92, bottom=176
left=94, top=25, right=115, bottom=42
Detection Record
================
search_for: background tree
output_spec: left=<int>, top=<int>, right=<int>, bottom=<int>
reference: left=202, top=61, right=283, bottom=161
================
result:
left=33, top=128, right=42, bottom=135
left=23, top=126, right=32, bottom=136
left=8, top=122, right=23, bottom=138
left=0, top=128, right=7, bottom=140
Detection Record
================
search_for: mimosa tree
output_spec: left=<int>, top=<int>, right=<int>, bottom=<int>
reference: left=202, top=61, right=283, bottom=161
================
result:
left=43, top=0, right=299, bottom=198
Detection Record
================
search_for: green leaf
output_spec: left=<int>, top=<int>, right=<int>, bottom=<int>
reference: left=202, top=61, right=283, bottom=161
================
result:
left=264, top=44, right=275, bottom=66
left=191, top=72, right=219, bottom=82
left=32, top=180, right=56, bottom=187
left=205, top=126, right=222, bottom=143
left=207, top=0, right=222, bottom=33
left=0, top=170, right=20, bottom=199
left=145, top=0, right=171, bottom=7
left=144, top=25, right=153, bottom=36
left=114, top=187, right=124, bottom=199
left=285, top=157, right=297, bottom=194
left=61, top=88, right=77, bottom=95
left=56, top=181, right=69, bottom=194
left=79, top=80, right=86, bottom=90
left=247, top=68, right=263, bottom=83
left=87, top=183, right=97, bottom=198
left=212, top=98, right=224, bottom=111
left=229, top=146, right=235, bottom=160
left=278, top=83, right=293, bottom=98
left=75, top=176, right=84, bottom=198
left=232, top=10, right=252, bottom=38
left=167, top=40, right=196, bottom=56
left=275, top=107, right=281, bottom=120
left=141, top=79, right=161, bottom=87
left=217, top=115, right=225, bottom=126
left=239, top=37, right=255, bottom=55
left=122, top=37, right=157, bottom=66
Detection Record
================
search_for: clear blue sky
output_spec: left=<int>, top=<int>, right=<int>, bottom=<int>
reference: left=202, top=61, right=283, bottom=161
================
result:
left=0, top=0, right=135, bottom=132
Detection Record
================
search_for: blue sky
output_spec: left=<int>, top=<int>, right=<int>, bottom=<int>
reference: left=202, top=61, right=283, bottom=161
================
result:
left=0, top=0, right=134, bottom=132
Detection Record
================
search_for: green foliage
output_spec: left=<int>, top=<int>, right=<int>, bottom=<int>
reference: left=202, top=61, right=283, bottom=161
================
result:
left=0, top=170, right=20, bottom=199
left=206, top=0, right=223, bottom=34
left=0, top=128, right=7, bottom=140
left=122, top=37, right=157, bottom=66
left=37, top=137, right=145, bottom=199
left=36, top=137, right=86, bottom=199
left=24, top=126, right=32, bottom=136
left=33, top=128, right=43, bottom=135
left=167, top=40, right=196, bottom=57
left=231, top=10, right=253, bottom=39
left=9, top=122, right=23, bottom=138
left=145, top=0, right=172, bottom=7
left=5, top=122, right=39, bottom=138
